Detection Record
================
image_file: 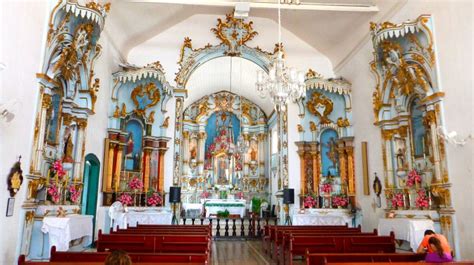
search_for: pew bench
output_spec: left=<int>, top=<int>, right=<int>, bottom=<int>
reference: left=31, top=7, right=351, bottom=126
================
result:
left=305, top=252, right=426, bottom=265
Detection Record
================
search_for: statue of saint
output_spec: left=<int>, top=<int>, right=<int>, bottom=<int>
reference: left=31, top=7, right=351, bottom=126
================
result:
left=190, top=147, right=197, bottom=160
left=396, top=148, right=405, bottom=169
left=126, top=133, right=134, bottom=157
left=250, top=148, right=257, bottom=161
left=325, top=137, right=338, bottom=170
left=63, top=127, right=74, bottom=163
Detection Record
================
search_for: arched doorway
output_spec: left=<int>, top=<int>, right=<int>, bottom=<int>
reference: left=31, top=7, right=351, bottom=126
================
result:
left=82, top=153, right=100, bottom=243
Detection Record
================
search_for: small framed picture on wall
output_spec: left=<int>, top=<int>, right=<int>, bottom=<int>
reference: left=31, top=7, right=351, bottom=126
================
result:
left=6, top=198, right=15, bottom=217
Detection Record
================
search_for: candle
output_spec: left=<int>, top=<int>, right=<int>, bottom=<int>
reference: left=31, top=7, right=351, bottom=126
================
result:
left=46, top=169, right=50, bottom=184
left=55, top=172, right=59, bottom=184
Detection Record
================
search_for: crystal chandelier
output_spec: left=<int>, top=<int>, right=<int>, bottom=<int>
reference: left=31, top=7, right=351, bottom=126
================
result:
left=255, top=0, right=305, bottom=111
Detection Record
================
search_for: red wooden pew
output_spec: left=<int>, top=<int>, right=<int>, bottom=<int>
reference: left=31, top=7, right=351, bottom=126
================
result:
left=287, top=233, right=395, bottom=265
left=305, top=252, right=426, bottom=265
left=326, top=262, right=474, bottom=265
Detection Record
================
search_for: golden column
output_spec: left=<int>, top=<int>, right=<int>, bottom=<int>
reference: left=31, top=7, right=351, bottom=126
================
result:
left=337, top=141, right=347, bottom=189
left=346, top=146, right=355, bottom=195
left=158, top=149, right=166, bottom=192
left=106, top=142, right=115, bottom=192
left=114, top=145, right=124, bottom=192
left=310, top=142, right=320, bottom=195
left=297, top=150, right=306, bottom=196
left=143, top=149, right=151, bottom=192
left=31, top=93, right=51, bottom=174
left=424, top=110, right=442, bottom=183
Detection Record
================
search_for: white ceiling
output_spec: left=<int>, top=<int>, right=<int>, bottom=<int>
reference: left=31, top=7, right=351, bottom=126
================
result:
left=104, top=0, right=406, bottom=68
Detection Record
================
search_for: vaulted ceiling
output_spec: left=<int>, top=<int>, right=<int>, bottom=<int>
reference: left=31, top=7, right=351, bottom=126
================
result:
left=104, top=0, right=406, bottom=69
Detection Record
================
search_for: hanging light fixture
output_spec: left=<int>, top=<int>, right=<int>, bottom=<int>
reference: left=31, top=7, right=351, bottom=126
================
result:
left=255, top=0, right=305, bottom=111
left=227, top=56, right=236, bottom=158
left=236, top=17, right=249, bottom=155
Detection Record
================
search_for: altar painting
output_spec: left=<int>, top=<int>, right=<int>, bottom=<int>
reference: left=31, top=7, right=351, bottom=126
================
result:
left=410, top=98, right=426, bottom=158
left=124, top=119, right=143, bottom=171
left=46, top=94, right=61, bottom=145
left=320, top=129, right=339, bottom=177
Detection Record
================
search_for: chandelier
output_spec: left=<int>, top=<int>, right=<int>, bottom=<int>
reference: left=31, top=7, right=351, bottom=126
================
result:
left=236, top=17, right=249, bottom=155
left=255, top=0, right=305, bottom=111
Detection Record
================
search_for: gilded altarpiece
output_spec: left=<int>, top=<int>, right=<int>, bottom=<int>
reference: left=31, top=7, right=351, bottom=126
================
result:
left=102, top=63, right=173, bottom=206
left=370, top=15, right=456, bottom=253
left=21, top=0, right=109, bottom=259
left=172, top=13, right=288, bottom=203
left=295, top=71, right=354, bottom=208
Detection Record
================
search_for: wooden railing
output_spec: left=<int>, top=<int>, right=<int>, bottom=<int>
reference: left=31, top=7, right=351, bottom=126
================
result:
left=179, top=216, right=278, bottom=239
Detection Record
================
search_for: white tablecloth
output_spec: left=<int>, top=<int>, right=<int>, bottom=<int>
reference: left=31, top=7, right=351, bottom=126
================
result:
left=41, top=215, right=93, bottom=251
left=118, top=210, right=173, bottom=227
left=292, top=210, right=353, bottom=226
left=204, top=199, right=246, bottom=217
left=378, top=218, right=435, bottom=252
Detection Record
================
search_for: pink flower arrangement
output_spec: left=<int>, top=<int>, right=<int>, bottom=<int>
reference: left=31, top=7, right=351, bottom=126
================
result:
left=415, top=189, right=429, bottom=209
left=146, top=193, right=162, bottom=206
left=332, top=195, right=349, bottom=208
left=209, top=144, right=216, bottom=152
left=129, top=177, right=143, bottom=191
left=235, top=162, right=242, bottom=171
left=304, top=195, right=317, bottom=208
left=406, top=169, right=422, bottom=187
left=200, top=191, right=210, bottom=199
left=52, top=160, right=66, bottom=178
left=118, top=193, right=133, bottom=206
left=235, top=192, right=244, bottom=199
left=48, top=184, right=61, bottom=203
left=321, top=183, right=332, bottom=194
left=69, top=185, right=81, bottom=204
left=391, top=192, right=404, bottom=208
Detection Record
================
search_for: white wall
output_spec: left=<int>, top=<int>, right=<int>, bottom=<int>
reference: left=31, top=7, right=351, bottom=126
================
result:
left=337, top=0, right=473, bottom=259
left=84, top=32, right=122, bottom=238
left=0, top=1, right=50, bottom=264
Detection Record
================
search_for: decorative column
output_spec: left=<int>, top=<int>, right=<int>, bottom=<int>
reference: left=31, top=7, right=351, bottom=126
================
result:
left=346, top=145, right=355, bottom=195
left=197, top=131, right=206, bottom=177
left=337, top=141, right=347, bottom=190
left=257, top=134, right=265, bottom=177
left=382, top=130, right=395, bottom=188
left=143, top=149, right=151, bottom=192
left=106, top=142, right=115, bottom=192
left=31, top=93, right=51, bottom=174
left=310, top=142, right=320, bottom=195
left=158, top=149, right=166, bottom=192
left=182, top=131, right=190, bottom=177
left=73, top=119, right=87, bottom=181
left=114, top=145, right=123, bottom=192
left=297, top=149, right=306, bottom=196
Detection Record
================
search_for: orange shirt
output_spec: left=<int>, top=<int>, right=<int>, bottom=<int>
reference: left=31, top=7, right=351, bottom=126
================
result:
left=420, top=234, right=452, bottom=254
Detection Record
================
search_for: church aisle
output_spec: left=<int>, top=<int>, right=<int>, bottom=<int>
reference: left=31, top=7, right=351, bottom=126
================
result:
left=211, top=240, right=305, bottom=265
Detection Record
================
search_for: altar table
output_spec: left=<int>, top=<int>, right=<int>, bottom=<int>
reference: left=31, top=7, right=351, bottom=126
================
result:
left=292, top=209, right=353, bottom=226
left=204, top=199, right=246, bottom=217
left=378, top=218, right=435, bottom=252
left=41, top=215, right=93, bottom=251
left=117, top=209, right=173, bottom=227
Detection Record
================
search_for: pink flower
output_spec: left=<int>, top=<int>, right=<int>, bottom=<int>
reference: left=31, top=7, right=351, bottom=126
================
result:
left=52, top=160, right=66, bottom=178
left=391, top=193, right=404, bottom=208
left=332, top=195, right=348, bottom=208
left=146, top=193, right=162, bottom=206
left=321, top=183, right=332, bottom=194
left=407, top=169, right=422, bottom=187
left=200, top=191, right=210, bottom=199
left=69, top=185, right=81, bottom=204
left=118, top=193, right=133, bottom=206
left=415, top=189, right=429, bottom=209
left=304, top=195, right=317, bottom=208
left=48, top=184, right=61, bottom=203
left=129, top=177, right=143, bottom=191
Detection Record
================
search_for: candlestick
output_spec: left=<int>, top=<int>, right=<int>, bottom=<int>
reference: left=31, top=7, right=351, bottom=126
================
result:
left=46, top=169, right=50, bottom=184
left=55, top=172, right=59, bottom=185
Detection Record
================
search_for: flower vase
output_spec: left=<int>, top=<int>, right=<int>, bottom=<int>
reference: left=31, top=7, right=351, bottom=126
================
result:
left=134, top=192, right=138, bottom=207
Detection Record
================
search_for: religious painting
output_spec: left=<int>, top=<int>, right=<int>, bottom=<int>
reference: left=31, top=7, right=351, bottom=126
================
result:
left=410, top=98, right=426, bottom=157
left=62, top=125, right=76, bottom=164
left=46, top=94, right=61, bottom=145
left=124, top=119, right=143, bottom=171
left=320, top=129, right=339, bottom=177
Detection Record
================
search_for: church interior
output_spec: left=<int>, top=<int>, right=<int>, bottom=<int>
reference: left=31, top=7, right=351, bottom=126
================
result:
left=0, top=0, right=473, bottom=264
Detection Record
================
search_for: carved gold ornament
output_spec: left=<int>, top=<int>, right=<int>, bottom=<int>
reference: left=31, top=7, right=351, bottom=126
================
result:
left=306, top=92, right=334, bottom=124
left=113, top=105, right=120, bottom=118
left=297, top=124, right=304, bottom=133
left=306, top=69, right=323, bottom=80
left=120, top=103, right=127, bottom=117
left=337, top=118, right=350, bottom=128
left=161, top=117, right=170, bottom=128
left=211, top=13, right=258, bottom=56
left=131, top=83, right=161, bottom=116
left=309, top=121, right=317, bottom=132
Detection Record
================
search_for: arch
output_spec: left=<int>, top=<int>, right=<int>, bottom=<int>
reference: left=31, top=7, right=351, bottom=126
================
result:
left=82, top=153, right=100, bottom=244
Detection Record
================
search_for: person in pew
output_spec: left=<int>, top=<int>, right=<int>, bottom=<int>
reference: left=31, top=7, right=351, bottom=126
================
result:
left=424, top=237, right=454, bottom=262
left=104, top=250, right=132, bottom=265
left=417, top=229, right=452, bottom=256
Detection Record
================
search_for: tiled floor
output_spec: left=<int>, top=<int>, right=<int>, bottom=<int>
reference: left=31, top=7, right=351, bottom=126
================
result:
left=211, top=240, right=305, bottom=265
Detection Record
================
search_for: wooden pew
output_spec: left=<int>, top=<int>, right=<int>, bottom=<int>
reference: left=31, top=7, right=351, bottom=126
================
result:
left=287, top=233, right=395, bottom=265
left=271, top=226, right=362, bottom=260
left=44, top=246, right=209, bottom=264
left=264, top=225, right=358, bottom=258
left=326, top=261, right=474, bottom=265
left=280, top=230, right=378, bottom=264
left=96, top=230, right=210, bottom=253
left=305, top=252, right=426, bottom=265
